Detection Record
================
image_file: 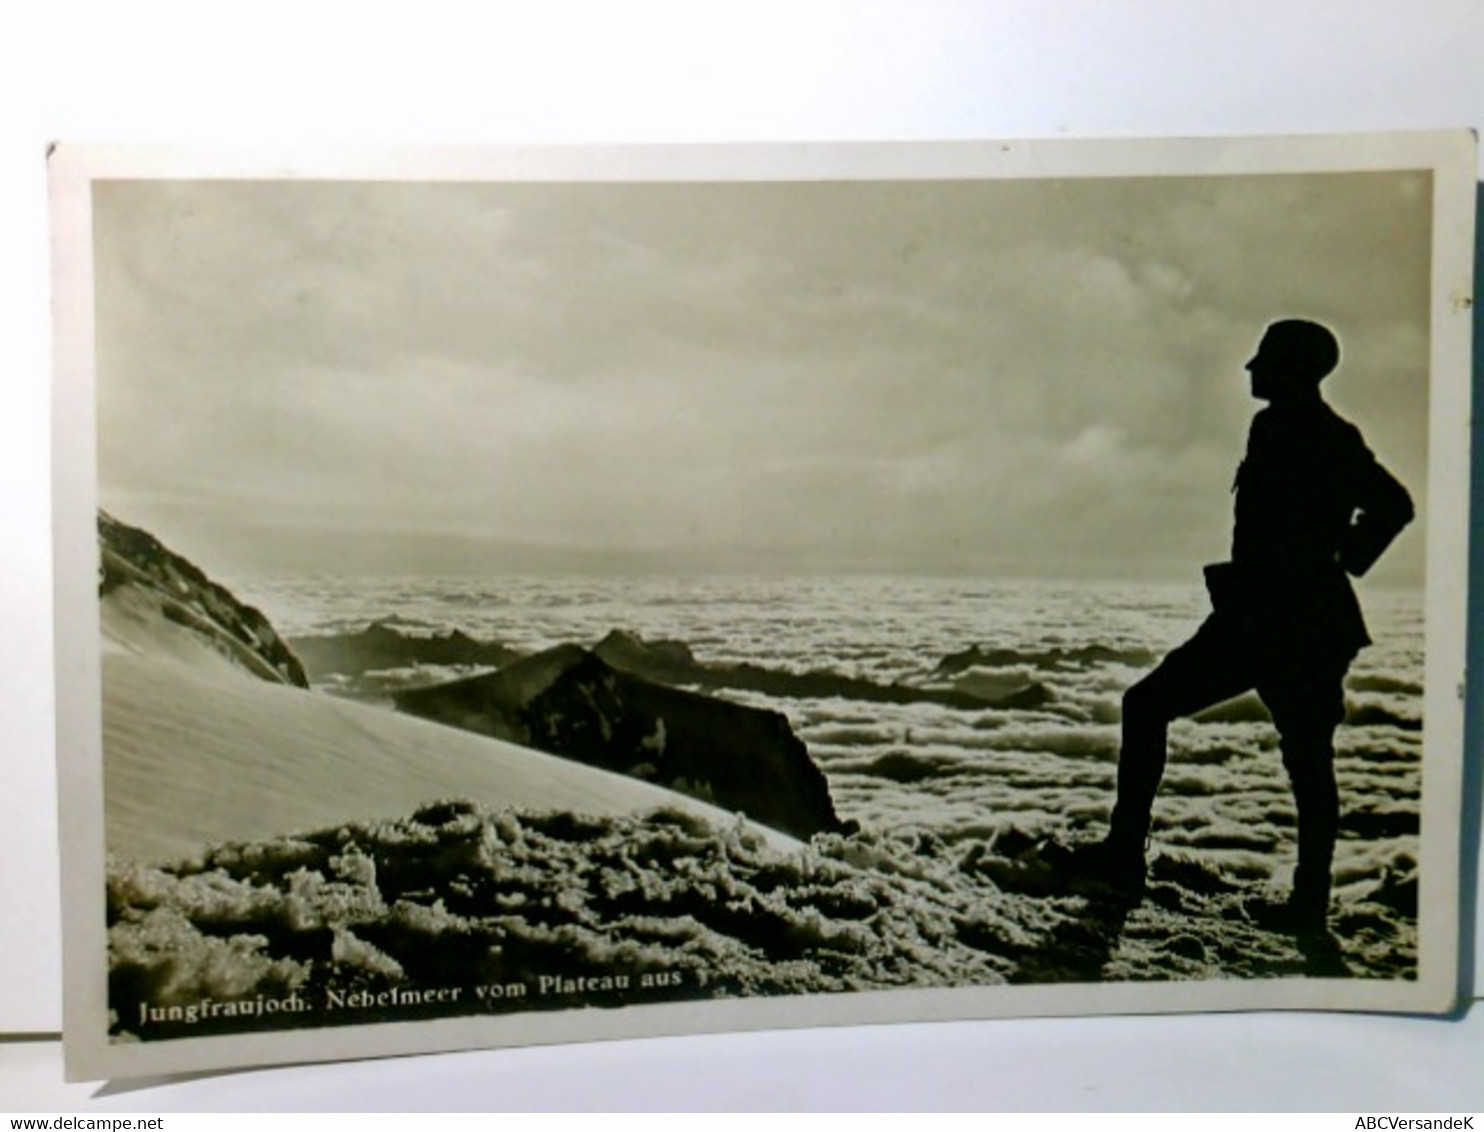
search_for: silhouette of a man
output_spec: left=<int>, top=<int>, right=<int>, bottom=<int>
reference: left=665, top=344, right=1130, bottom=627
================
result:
left=1080, top=319, right=1414, bottom=933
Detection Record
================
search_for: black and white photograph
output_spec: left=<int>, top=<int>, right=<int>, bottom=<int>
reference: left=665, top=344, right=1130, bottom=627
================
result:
left=49, top=135, right=1474, bottom=1081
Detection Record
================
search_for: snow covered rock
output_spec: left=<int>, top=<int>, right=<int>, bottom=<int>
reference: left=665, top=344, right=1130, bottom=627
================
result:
left=395, top=645, right=847, bottom=840
left=99, top=511, right=309, bottom=688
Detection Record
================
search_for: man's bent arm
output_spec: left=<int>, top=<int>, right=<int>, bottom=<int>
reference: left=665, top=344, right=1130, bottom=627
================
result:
left=1340, top=457, right=1415, bottom=577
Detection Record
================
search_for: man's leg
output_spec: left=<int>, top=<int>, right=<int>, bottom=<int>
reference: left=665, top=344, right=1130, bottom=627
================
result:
left=1287, top=740, right=1340, bottom=913
left=1258, top=655, right=1351, bottom=928
left=1107, top=612, right=1256, bottom=859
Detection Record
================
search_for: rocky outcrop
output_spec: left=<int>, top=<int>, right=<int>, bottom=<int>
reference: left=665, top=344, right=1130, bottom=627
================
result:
left=289, top=622, right=522, bottom=683
left=594, top=628, right=1039, bottom=710
left=98, top=511, right=309, bottom=688
left=936, top=643, right=1155, bottom=674
left=395, top=645, right=846, bottom=840
left=591, top=628, right=698, bottom=678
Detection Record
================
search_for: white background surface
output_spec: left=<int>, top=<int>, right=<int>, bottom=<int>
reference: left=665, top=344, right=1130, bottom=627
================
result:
left=2, top=0, right=1480, bottom=1110
left=4, top=1012, right=1484, bottom=1112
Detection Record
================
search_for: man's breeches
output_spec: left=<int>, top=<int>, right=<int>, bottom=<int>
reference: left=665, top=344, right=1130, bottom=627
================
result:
left=1109, top=611, right=1350, bottom=902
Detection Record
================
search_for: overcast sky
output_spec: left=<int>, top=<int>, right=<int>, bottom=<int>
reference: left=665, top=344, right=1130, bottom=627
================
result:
left=93, top=167, right=1432, bottom=583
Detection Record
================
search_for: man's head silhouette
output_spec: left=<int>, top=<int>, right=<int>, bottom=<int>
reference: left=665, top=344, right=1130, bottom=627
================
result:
left=1246, top=319, right=1341, bottom=403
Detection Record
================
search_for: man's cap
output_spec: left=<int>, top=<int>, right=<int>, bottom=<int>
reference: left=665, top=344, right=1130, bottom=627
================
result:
left=1259, top=319, right=1341, bottom=383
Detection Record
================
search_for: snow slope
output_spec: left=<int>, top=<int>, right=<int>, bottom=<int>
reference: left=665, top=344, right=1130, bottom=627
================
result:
left=102, top=594, right=799, bottom=864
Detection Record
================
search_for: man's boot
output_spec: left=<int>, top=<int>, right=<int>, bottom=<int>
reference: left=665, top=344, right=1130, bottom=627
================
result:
left=1246, top=855, right=1332, bottom=937
left=1263, top=739, right=1339, bottom=936
left=1066, top=814, right=1147, bottom=906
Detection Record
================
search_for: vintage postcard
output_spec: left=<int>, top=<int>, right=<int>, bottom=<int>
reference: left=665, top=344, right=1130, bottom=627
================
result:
left=49, top=134, right=1475, bottom=1081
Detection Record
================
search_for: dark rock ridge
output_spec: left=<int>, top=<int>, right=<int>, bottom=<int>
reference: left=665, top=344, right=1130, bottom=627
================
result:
left=591, top=629, right=699, bottom=676
left=936, top=643, right=1156, bottom=675
left=1191, top=694, right=1422, bottom=732
left=395, top=643, right=846, bottom=840
left=593, top=629, right=1046, bottom=710
left=289, top=622, right=523, bottom=682
left=290, top=624, right=1049, bottom=712
left=99, top=511, right=308, bottom=688
left=1344, top=702, right=1423, bottom=732
left=1340, top=807, right=1420, bottom=840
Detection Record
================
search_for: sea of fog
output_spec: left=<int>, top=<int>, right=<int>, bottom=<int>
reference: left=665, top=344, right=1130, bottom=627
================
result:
left=237, top=574, right=1424, bottom=899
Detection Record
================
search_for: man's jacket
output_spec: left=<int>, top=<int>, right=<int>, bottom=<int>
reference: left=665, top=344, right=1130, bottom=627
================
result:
left=1207, top=395, right=1414, bottom=658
